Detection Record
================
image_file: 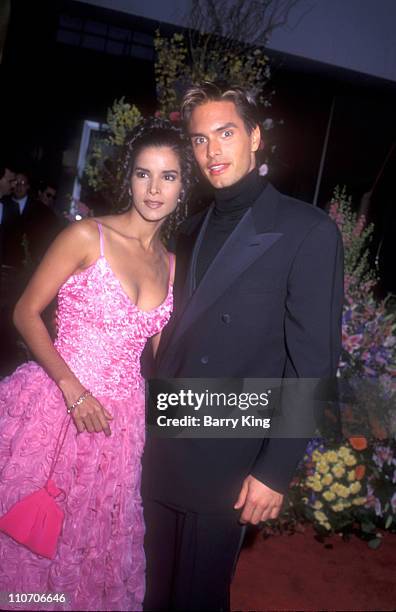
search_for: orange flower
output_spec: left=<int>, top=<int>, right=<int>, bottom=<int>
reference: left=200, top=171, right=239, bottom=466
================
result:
left=355, top=465, right=366, bottom=480
left=349, top=437, right=368, bottom=451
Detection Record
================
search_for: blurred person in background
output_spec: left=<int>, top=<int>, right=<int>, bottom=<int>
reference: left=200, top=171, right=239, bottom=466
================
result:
left=37, top=179, right=57, bottom=210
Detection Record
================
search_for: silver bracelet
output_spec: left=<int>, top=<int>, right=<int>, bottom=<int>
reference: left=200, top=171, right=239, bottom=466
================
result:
left=67, top=390, right=92, bottom=414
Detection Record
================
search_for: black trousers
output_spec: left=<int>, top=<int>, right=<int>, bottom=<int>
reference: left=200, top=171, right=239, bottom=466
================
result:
left=143, top=500, right=245, bottom=611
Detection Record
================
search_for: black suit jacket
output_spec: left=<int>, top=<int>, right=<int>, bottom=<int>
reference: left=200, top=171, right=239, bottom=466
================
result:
left=142, top=183, right=344, bottom=513
left=0, top=196, right=25, bottom=267
left=20, top=198, right=64, bottom=265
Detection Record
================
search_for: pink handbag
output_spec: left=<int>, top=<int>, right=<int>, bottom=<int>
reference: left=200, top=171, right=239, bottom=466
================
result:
left=0, top=416, right=71, bottom=559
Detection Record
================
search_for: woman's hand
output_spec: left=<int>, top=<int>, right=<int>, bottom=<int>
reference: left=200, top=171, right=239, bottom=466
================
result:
left=71, top=393, right=113, bottom=436
left=61, top=379, right=113, bottom=436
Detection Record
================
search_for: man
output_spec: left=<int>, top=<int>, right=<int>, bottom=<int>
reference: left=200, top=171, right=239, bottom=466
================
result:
left=0, top=165, right=16, bottom=204
left=142, top=82, right=344, bottom=611
left=11, top=172, right=63, bottom=266
left=2, top=170, right=34, bottom=268
left=12, top=171, right=32, bottom=215
left=37, top=179, right=57, bottom=210
left=30, top=178, right=65, bottom=263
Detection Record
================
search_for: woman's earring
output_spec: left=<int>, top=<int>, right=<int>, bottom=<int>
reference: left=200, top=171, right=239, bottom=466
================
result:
left=128, top=188, right=133, bottom=198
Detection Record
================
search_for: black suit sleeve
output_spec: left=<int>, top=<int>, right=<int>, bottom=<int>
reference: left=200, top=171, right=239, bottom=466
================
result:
left=251, top=217, right=344, bottom=493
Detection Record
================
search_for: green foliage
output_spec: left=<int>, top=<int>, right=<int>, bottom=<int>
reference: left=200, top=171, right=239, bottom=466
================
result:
left=154, top=31, right=188, bottom=116
left=329, top=186, right=376, bottom=290
left=154, top=29, right=272, bottom=116
left=84, top=98, right=142, bottom=193
left=106, top=97, right=142, bottom=146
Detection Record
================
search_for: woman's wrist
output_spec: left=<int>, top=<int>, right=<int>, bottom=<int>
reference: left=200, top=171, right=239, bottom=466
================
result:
left=67, top=389, right=92, bottom=414
left=58, top=376, right=86, bottom=404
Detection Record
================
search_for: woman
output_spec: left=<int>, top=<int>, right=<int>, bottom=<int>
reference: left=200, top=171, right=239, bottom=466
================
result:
left=0, top=118, right=193, bottom=611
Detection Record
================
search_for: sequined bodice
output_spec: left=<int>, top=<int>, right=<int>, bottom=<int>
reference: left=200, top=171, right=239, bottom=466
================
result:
left=54, top=229, right=173, bottom=398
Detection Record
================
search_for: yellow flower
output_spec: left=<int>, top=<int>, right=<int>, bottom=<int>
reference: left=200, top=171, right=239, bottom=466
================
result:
left=322, top=473, right=333, bottom=486
left=338, top=446, right=352, bottom=459
left=349, top=482, right=361, bottom=494
left=311, top=481, right=323, bottom=492
left=347, top=471, right=356, bottom=482
left=312, top=450, right=322, bottom=462
left=314, top=500, right=323, bottom=509
left=344, top=455, right=357, bottom=466
left=323, top=490, right=336, bottom=502
left=332, top=503, right=345, bottom=512
left=314, top=511, right=328, bottom=524
left=338, top=485, right=350, bottom=499
left=330, top=482, right=344, bottom=496
left=324, top=451, right=338, bottom=463
left=352, top=496, right=366, bottom=506
left=323, top=521, right=332, bottom=530
left=332, top=464, right=346, bottom=478
left=317, top=462, right=329, bottom=474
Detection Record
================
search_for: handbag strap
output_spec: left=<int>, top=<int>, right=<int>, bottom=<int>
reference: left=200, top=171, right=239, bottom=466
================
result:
left=46, top=414, right=73, bottom=483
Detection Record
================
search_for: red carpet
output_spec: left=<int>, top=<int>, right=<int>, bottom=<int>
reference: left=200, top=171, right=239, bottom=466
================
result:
left=231, top=526, right=396, bottom=611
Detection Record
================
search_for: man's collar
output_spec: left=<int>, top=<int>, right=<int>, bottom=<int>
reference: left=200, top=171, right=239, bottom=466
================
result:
left=180, top=181, right=281, bottom=236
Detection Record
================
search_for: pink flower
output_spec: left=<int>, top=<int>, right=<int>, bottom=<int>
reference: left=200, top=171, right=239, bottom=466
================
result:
left=352, top=215, right=366, bottom=237
left=169, top=111, right=181, bottom=122
left=342, top=333, right=363, bottom=353
left=328, top=201, right=345, bottom=227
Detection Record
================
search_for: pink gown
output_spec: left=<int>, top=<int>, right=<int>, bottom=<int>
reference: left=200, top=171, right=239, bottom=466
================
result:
left=0, top=222, right=173, bottom=611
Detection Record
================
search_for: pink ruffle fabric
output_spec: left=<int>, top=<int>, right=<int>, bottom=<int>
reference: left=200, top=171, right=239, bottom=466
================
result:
left=0, top=249, right=173, bottom=611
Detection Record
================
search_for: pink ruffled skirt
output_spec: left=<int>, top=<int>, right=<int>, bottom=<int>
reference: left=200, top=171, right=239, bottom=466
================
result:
left=0, top=362, right=145, bottom=611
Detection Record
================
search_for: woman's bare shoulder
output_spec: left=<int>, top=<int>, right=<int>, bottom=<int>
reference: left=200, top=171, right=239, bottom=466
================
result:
left=56, top=217, right=101, bottom=245
left=93, top=214, right=124, bottom=233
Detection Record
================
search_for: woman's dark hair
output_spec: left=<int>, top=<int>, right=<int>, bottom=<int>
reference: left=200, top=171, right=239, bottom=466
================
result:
left=118, top=117, right=195, bottom=237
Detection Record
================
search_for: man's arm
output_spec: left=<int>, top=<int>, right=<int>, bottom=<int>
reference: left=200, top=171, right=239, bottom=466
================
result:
left=235, top=217, right=344, bottom=523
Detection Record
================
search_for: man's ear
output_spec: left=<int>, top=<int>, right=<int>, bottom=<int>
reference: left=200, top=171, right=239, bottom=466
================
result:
left=251, top=124, right=261, bottom=152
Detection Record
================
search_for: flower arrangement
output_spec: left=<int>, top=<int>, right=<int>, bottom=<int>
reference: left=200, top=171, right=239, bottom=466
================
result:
left=329, top=188, right=396, bottom=389
left=84, top=98, right=142, bottom=199
left=274, top=188, right=396, bottom=545
left=154, top=28, right=272, bottom=117
left=289, top=438, right=368, bottom=532
left=366, top=440, right=396, bottom=535
left=154, top=31, right=189, bottom=117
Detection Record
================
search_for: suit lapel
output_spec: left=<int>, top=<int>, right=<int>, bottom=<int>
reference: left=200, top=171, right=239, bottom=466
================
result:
left=164, top=183, right=283, bottom=353
left=156, top=208, right=210, bottom=363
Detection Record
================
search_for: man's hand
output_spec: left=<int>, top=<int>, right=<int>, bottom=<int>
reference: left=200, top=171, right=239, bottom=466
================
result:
left=234, top=475, right=284, bottom=524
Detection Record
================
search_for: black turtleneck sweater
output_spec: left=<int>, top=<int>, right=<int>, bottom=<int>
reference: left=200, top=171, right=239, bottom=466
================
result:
left=196, top=168, right=266, bottom=283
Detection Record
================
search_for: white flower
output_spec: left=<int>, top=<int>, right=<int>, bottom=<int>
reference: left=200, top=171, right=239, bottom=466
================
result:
left=262, top=118, right=274, bottom=131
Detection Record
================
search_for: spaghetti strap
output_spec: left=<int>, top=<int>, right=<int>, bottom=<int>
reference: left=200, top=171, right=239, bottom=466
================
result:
left=96, top=222, right=105, bottom=257
left=169, top=253, right=175, bottom=286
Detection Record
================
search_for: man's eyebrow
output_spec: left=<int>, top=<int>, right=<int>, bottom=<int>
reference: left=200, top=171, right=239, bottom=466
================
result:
left=189, top=122, right=238, bottom=137
left=215, top=122, right=238, bottom=132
